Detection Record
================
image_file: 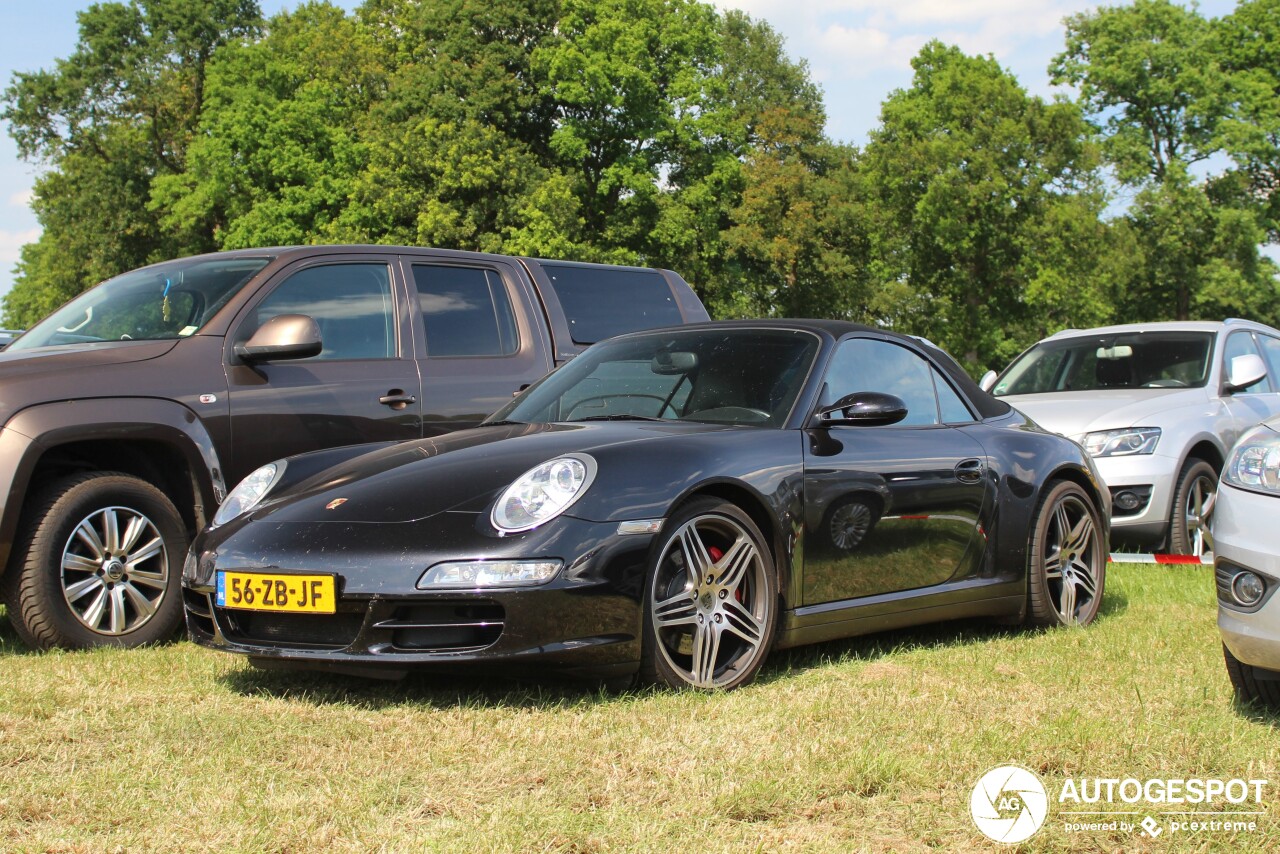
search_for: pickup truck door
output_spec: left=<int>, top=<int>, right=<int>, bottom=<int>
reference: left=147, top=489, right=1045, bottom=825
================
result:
left=401, top=256, right=555, bottom=436
left=223, top=253, right=423, bottom=485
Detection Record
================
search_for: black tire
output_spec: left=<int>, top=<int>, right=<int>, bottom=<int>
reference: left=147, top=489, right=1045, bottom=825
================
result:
left=640, top=498, right=778, bottom=690
left=1026, top=480, right=1106, bottom=627
left=1223, top=644, right=1280, bottom=711
left=1169, top=459, right=1217, bottom=556
left=0, top=472, right=187, bottom=650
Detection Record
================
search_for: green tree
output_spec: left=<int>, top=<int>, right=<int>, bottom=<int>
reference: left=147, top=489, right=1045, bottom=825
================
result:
left=2, top=0, right=263, bottom=325
left=1052, top=0, right=1279, bottom=324
left=861, top=41, right=1109, bottom=371
left=152, top=2, right=381, bottom=249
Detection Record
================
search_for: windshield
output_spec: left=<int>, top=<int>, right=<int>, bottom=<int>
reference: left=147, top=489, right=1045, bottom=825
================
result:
left=10, top=256, right=272, bottom=351
left=994, top=331, right=1214, bottom=395
left=489, top=328, right=820, bottom=427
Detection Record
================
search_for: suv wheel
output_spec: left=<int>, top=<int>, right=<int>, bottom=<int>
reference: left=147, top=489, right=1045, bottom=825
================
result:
left=1169, top=459, right=1216, bottom=556
left=1, top=472, right=187, bottom=650
left=1223, top=644, right=1280, bottom=710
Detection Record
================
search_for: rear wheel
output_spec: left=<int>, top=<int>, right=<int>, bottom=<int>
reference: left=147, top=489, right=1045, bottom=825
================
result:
left=1169, top=459, right=1216, bottom=556
left=1026, top=481, right=1105, bottom=627
left=1223, top=645, right=1280, bottom=710
left=640, top=498, right=777, bottom=690
left=1, top=472, right=187, bottom=650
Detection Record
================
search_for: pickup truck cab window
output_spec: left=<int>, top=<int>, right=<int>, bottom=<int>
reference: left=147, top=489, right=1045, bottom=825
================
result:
left=412, top=264, right=518, bottom=358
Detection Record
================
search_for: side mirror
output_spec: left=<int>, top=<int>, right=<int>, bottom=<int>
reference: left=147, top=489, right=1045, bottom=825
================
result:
left=819, top=391, right=908, bottom=426
left=235, top=314, right=322, bottom=363
left=978, top=370, right=998, bottom=393
left=1226, top=353, right=1267, bottom=392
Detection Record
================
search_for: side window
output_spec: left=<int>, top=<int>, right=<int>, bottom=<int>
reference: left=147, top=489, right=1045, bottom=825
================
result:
left=1259, top=335, right=1280, bottom=385
left=823, top=338, right=940, bottom=426
left=933, top=368, right=974, bottom=423
left=1223, top=331, right=1273, bottom=392
left=247, top=263, right=395, bottom=361
left=413, top=265, right=518, bottom=358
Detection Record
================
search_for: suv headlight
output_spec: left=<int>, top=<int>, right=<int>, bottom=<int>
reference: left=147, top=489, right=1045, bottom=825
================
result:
left=492, top=454, right=597, bottom=533
left=212, top=461, right=286, bottom=527
left=1082, top=427, right=1161, bottom=457
left=1224, top=427, right=1280, bottom=495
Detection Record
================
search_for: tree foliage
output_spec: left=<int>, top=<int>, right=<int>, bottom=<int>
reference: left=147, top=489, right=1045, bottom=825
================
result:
left=4, top=0, right=1278, bottom=372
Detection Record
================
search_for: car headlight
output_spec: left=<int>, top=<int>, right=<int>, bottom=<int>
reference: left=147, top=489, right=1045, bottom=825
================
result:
left=212, top=461, right=286, bottom=527
left=1082, top=427, right=1161, bottom=457
left=1224, top=427, right=1280, bottom=495
left=491, top=454, right=597, bottom=533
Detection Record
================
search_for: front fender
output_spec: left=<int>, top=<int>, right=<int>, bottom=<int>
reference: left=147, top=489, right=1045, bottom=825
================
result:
left=0, top=398, right=226, bottom=574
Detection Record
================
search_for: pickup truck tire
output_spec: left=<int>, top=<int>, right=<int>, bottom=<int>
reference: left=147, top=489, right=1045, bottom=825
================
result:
left=1, top=472, right=186, bottom=650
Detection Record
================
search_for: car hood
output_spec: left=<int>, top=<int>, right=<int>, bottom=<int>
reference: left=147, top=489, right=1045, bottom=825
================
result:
left=0, top=339, right=178, bottom=377
left=999, top=388, right=1204, bottom=440
left=249, top=421, right=742, bottom=525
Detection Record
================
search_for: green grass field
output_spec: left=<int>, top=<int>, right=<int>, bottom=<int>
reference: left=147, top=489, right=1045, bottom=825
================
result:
left=1, top=563, right=1277, bottom=852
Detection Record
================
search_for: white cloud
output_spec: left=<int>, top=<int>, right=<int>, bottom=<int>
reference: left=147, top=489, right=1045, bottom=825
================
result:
left=0, top=227, right=39, bottom=271
left=8, top=189, right=33, bottom=208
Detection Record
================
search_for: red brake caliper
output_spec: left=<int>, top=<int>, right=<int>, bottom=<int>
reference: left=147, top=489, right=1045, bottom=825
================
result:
left=705, top=546, right=744, bottom=602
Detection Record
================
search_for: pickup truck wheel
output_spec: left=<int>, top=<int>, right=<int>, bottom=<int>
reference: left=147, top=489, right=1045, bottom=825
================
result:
left=1, top=472, right=187, bottom=650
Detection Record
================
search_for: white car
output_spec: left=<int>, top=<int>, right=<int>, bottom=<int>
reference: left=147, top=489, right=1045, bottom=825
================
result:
left=985, top=320, right=1280, bottom=554
left=1216, top=419, right=1280, bottom=710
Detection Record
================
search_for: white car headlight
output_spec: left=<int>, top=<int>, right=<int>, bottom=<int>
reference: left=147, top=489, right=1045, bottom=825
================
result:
left=1082, top=427, right=1161, bottom=457
left=1224, top=428, right=1280, bottom=495
left=492, top=454, right=597, bottom=533
left=212, top=461, right=286, bottom=527
left=418, top=560, right=562, bottom=589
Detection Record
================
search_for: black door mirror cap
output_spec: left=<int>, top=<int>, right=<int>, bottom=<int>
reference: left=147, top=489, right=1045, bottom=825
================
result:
left=818, top=391, right=908, bottom=426
left=235, top=314, right=323, bottom=363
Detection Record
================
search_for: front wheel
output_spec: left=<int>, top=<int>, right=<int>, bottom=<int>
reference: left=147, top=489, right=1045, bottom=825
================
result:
left=1026, top=481, right=1106, bottom=627
left=641, top=498, right=778, bottom=690
left=1, top=472, right=187, bottom=650
left=1223, top=645, right=1280, bottom=710
left=1169, top=459, right=1216, bottom=556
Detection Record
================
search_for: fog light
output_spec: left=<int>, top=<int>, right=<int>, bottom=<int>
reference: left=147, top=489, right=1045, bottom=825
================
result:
left=1232, top=571, right=1266, bottom=607
left=417, top=560, right=562, bottom=589
left=1114, top=491, right=1141, bottom=511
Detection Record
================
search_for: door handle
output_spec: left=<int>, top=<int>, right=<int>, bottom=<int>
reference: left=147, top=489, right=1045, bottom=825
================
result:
left=954, top=458, right=985, bottom=484
left=379, top=390, right=417, bottom=410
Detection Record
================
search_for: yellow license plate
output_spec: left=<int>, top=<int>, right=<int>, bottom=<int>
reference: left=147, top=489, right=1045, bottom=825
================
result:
left=216, top=571, right=336, bottom=614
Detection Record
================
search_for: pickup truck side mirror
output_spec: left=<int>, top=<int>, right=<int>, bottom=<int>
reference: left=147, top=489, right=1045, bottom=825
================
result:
left=235, top=314, right=323, bottom=363
left=818, top=391, right=908, bottom=426
left=978, top=370, right=997, bottom=393
left=1226, top=353, right=1267, bottom=392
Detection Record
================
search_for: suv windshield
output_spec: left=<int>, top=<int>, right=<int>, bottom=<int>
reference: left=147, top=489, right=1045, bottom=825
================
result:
left=10, top=256, right=271, bottom=351
left=489, top=328, right=819, bottom=427
left=994, top=331, right=1215, bottom=395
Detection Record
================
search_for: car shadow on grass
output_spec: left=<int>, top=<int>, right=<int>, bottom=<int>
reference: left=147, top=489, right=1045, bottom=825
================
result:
left=0, top=606, right=40, bottom=656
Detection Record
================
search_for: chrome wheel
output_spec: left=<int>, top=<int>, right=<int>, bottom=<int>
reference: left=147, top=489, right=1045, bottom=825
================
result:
left=60, top=505, right=169, bottom=636
left=1041, top=493, right=1103, bottom=625
left=650, top=512, right=771, bottom=689
left=1183, top=474, right=1215, bottom=556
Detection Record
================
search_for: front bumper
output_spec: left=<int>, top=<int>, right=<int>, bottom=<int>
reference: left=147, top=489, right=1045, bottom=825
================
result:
left=183, top=514, right=657, bottom=679
left=1092, top=453, right=1176, bottom=541
left=1214, top=484, right=1280, bottom=673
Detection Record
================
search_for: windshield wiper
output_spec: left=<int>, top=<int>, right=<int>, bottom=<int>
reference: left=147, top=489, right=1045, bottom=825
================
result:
left=481, top=419, right=526, bottom=427
left=567, top=414, right=668, bottom=423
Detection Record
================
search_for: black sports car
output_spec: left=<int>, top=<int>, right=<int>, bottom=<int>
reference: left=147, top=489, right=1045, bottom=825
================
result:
left=183, top=320, right=1110, bottom=690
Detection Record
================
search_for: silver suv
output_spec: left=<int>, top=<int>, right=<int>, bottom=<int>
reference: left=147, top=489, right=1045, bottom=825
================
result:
left=985, top=320, right=1280, bottom=554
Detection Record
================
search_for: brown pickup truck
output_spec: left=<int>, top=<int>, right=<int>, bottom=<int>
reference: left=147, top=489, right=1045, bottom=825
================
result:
left=0, top=245, right=708, bottom=650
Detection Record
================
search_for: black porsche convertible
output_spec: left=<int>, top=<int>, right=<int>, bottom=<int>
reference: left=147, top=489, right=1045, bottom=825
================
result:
left=183, top=320, right=1110, bottom=690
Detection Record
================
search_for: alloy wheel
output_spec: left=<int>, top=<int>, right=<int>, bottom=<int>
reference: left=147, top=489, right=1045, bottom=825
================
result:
left=1041, top=494, right=1102, bottom=625
left=60, top=505, right=169, bottom=636
left=650, top=513, right=770, bottom=689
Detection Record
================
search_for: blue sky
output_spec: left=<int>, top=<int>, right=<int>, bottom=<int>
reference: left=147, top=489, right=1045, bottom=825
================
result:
left=0, top=0, right=1244, bottom=301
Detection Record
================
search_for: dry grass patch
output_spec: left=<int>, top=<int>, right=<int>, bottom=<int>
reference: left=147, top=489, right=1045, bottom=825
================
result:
left=0, top=564, right=1277, bottom=852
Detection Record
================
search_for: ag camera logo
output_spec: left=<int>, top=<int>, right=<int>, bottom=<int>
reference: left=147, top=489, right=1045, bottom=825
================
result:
left=971, top=765, right=1049, bottom=843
